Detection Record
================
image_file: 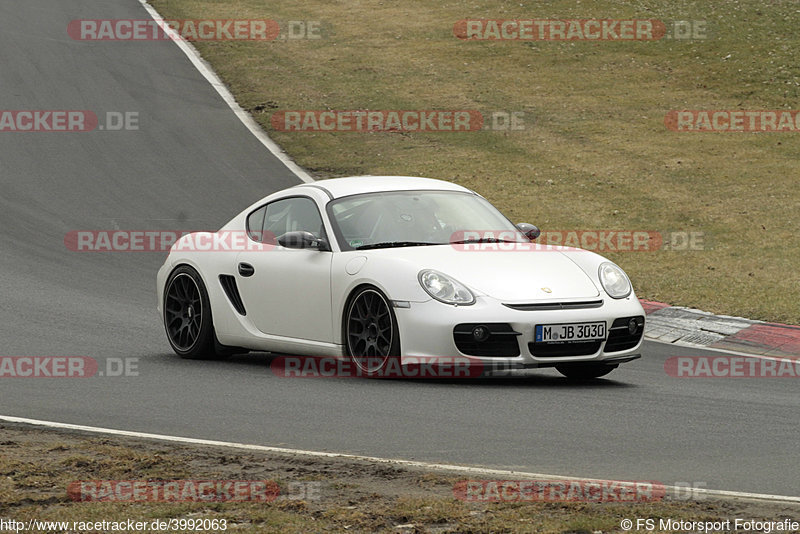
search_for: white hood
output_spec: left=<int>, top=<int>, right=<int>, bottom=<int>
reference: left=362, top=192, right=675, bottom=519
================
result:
left=368, top=245, right=600, bottom=302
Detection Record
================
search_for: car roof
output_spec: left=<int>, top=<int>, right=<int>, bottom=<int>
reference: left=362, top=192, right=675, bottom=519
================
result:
left=291, top=175, right=474, bottom=200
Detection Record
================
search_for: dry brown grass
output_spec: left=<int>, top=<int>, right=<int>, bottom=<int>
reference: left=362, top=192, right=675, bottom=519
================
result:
left=4, top=425, right=798, bottom=533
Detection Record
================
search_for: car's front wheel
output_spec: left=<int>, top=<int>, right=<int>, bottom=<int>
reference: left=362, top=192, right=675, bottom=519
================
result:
left=163, top=265, right=229, bottom=359
left=344, top=286, right=400, bottom=377
left=556, top=363, right=617, bottom=379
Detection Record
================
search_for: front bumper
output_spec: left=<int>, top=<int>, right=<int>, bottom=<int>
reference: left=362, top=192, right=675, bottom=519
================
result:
left=394, top=294, right=645, bottom=369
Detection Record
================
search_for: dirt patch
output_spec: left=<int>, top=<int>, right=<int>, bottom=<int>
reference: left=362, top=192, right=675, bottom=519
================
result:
left=1, top=423, right=798, bottom=533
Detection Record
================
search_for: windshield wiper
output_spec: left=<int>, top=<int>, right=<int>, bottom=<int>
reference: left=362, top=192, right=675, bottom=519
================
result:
left=450, top=237, right=523, bottom=245
left=355, top=241, right=440, bottom=250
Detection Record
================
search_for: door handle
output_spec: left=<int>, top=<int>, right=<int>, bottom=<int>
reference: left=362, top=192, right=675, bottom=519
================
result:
left=238, top=262, right=255, bottom=277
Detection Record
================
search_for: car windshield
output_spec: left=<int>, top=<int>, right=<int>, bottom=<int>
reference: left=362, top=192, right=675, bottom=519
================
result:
left=326, top=190, right=525, bottom=250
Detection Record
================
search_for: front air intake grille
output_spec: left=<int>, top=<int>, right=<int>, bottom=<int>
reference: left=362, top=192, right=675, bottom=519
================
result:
left=453, top=323, right=521, bottom=357
left=604, top=315, right=645, bottom=352
left=219, top=275, right=246, bottom=316
left=528, top=341, right=602, bottom=357
left=503, top=300, right=604, bottom=311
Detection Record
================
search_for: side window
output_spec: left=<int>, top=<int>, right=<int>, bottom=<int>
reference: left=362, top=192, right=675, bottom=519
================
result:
left=246, top=206, right=267, bottom=242
left=264, top=197, right=325, bottom=245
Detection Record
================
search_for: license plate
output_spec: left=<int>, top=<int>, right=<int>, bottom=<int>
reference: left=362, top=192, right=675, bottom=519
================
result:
left=535, top=322, right=606, bottom=343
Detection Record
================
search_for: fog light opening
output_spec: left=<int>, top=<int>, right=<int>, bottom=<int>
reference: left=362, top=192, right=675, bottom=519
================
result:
left=628, top=318, right=639, bottom=335
left=472, top=325, right=490, bottom=342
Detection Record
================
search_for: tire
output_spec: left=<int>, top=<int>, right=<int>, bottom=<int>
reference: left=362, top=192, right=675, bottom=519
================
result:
left=163, top=265, right=229, bottom=360
left=344, top=286, right=400, bottom=377
left=556, top=363, right=618, bottom=379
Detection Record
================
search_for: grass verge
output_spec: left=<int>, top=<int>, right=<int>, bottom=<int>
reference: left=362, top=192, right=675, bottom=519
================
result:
left=2, top=424, right=799, bottom=533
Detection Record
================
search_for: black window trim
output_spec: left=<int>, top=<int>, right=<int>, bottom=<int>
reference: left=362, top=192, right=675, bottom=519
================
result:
left=245, top=194, right=329, bottom=246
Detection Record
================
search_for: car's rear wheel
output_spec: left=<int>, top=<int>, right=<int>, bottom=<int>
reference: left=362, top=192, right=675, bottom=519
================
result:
left=344, top=286, right=400, bottom=377
left=555, top=363, right=617, bottom=379
left=164, top=266, right=229, bottom=359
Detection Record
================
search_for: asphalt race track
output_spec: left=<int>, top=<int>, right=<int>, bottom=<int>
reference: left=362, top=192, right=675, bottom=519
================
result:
left=1, top=0, right=797, bottom=497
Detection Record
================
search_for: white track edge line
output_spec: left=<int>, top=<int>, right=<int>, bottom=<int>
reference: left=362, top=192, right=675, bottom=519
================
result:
left=2, top=415, right=798, bottom=505
left=137, top=0, right=314, bottom=184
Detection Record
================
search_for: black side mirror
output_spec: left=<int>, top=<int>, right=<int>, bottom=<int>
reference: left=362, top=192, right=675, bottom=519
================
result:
left=277, top=231, right=330, bottom=251
left=516, top=223, right=541, bottom=241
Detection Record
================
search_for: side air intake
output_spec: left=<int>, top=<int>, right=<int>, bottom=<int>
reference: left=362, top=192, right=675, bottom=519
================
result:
left=219, top=275, right=246, bottom=316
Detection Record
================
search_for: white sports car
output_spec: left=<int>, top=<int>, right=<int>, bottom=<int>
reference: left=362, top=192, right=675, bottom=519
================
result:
left=157, top=176, right=645, bottom=379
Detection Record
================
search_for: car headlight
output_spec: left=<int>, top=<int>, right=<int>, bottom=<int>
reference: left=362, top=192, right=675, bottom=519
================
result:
left=598, top=262, right=632, bottom=299
left=418, top=270, right=475, bottom=305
